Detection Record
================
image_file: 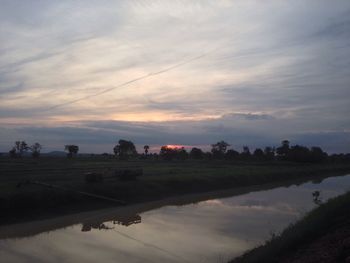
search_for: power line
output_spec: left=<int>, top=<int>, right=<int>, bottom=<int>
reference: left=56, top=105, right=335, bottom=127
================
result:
left=46, top=46, right=220, bottom=111
left=112, top=228, right=191, bottom=263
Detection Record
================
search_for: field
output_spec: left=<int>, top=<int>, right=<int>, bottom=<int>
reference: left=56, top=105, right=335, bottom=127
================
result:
left=1, top=156, right=350, bottom=224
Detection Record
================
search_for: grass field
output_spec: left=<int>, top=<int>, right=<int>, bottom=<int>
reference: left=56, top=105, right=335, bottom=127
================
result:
left=1, top=156, right=350, bottom=224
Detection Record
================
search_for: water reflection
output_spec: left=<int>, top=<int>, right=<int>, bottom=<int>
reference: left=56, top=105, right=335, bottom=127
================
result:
left=81, top=214, right=141, bottom=232
left=0, top=175, right=349, bottom=263
left=312, top=190, right=323, bottom=205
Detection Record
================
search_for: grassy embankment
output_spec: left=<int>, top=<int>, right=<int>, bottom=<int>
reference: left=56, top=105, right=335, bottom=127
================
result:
left=230, top=190, right=350, bottom=263
left=1, top=156, right=350, bottom=224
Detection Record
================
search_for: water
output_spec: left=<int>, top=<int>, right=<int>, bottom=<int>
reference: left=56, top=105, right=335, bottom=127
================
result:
left=1, top=175, right=350, bottom=263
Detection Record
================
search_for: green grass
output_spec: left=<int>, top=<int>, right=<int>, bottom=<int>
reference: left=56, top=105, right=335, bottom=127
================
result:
left=230, top=191, right=350, bottom=263
left=1, top=156, right=350, bottom=223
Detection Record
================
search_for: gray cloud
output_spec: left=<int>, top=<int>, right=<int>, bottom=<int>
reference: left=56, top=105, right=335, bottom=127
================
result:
left=1, top=116, right=349, bottom=154
left=0, top=1, right=349, bottom=152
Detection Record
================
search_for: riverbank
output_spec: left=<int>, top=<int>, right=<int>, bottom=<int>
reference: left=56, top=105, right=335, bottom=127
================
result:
left=1, top=157, right=350, bottom=225
left=2, top=175, right=345, bottom=239
left=230, top=191, right=350, bottom=263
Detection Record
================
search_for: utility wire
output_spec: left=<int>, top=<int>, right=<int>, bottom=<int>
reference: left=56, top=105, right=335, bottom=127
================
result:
left=46, top=46, right=221, bottom=110
left=112, top=228, right=191, bottom=263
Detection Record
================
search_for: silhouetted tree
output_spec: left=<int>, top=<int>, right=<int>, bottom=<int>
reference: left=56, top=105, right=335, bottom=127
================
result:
left=203, top=152, right=213, bottom=160
left=144, top=145, right=150, bottom=155
left=310, top=146, right=327, bottom=163
left=276, top=140, right=290, bottom=159
left=30, top=143, right=42, bottom=158
left=240, top=146, right=251, bottom=160
left=284, top=145, right=328, bottom=163
left=9, top=141, right=29, bottom=158
left=151, top=152, right=160, bottom=160
left=329, top=153, right=350, bottom=163
left=9, top=148, right=16, bottom=158
left=65, top=145, right=79, bottom=158
left=243, top=146, right=251, bottom=154
left=177, top=147, right=189, bottom=160
left=159, top=146, right=188, bottom=160
left=225, top=149, right=239, bottom=160
left=264, top=146, right=275, bottom=161
left=211, top=141, right=230, bottom=159
left=253, top=148, right=264, bottom=161
left=190, top=147, right=204, bottom=159
left=288, top=145, right=310, bottom=162
left=160, top=146, right=176, bottom=160
left=113, top=139, right=137, bottom=159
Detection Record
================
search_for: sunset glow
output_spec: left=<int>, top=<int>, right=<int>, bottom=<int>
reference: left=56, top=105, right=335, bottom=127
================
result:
left=165, top=145, right=186, bottom=149
left=1, top=3, right=349, bottom=263
left=0, top=1, right=349, bottom=153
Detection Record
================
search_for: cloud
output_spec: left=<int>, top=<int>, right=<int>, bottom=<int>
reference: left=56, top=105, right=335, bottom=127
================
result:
left=221, top=113, right=275, bottom=121
left=0, top=1, right=349, bottom=152
left=1, top=116, right=349, bottom=154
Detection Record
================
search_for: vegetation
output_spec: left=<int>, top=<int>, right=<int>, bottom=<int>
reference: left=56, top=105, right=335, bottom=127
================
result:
left=148, top=139, right=347, bottom=163
left=64, top=145, right=79, bottom=158
left=9, top=141, right=29, bottom=158
left=190, top=147, right=204, bottom=159
left=30, top=143, right=42, bottom=158
left=1, top=155, right=350, bottom=224
left=230, top=191, right=350, bottom=263
left=159, top=145, right=188, bottom=160
left=8, top=141, right=42, bottom=158
left=143, top=145, right=150, bottom=155
left=6, top=138, right=350, bottom=163
left=113, top=139, right=137, bottom=160
left=1, top=138, right=350, bottom=224
left=211, top=140, right=230, bottom=159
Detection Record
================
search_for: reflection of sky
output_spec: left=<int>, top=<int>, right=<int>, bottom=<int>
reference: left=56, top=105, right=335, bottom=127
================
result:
left=1, top=175, right=350, bottom=263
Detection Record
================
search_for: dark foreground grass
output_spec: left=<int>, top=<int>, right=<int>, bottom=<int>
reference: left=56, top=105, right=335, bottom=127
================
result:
left=230, top=191, right=350, bottom=263
left=1, top=157, right=350, bottom=224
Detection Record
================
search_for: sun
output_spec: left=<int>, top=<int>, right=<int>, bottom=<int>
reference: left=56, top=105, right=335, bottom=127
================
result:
left=166, top=144, right=185, bottom=149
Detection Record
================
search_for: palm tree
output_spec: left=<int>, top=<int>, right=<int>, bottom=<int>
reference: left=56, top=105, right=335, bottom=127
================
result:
left=144, top=145, right=150, bottom=155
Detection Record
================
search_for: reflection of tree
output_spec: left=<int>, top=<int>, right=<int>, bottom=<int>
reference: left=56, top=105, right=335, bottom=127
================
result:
left=81, top=214, right=141, bottom=232
left=113, top=214, right=141, bottom=226
left=81, top=223, right=114, bottom=232
left=79, top=214, right=189, bottom=262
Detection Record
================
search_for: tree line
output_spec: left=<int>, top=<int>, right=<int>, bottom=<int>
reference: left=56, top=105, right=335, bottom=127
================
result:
left=7, top=141, right=79, bottom=159
left=105, top=140, right=350, bottom=163
left=8, top=141, right=42, bottom=158
left=111, top=139, right=350, bottom=163
left=6, top=139, right=350, bottom=163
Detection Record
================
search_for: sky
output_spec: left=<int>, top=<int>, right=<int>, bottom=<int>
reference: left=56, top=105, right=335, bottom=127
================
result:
left=0, top=0, right=350, bottom=153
